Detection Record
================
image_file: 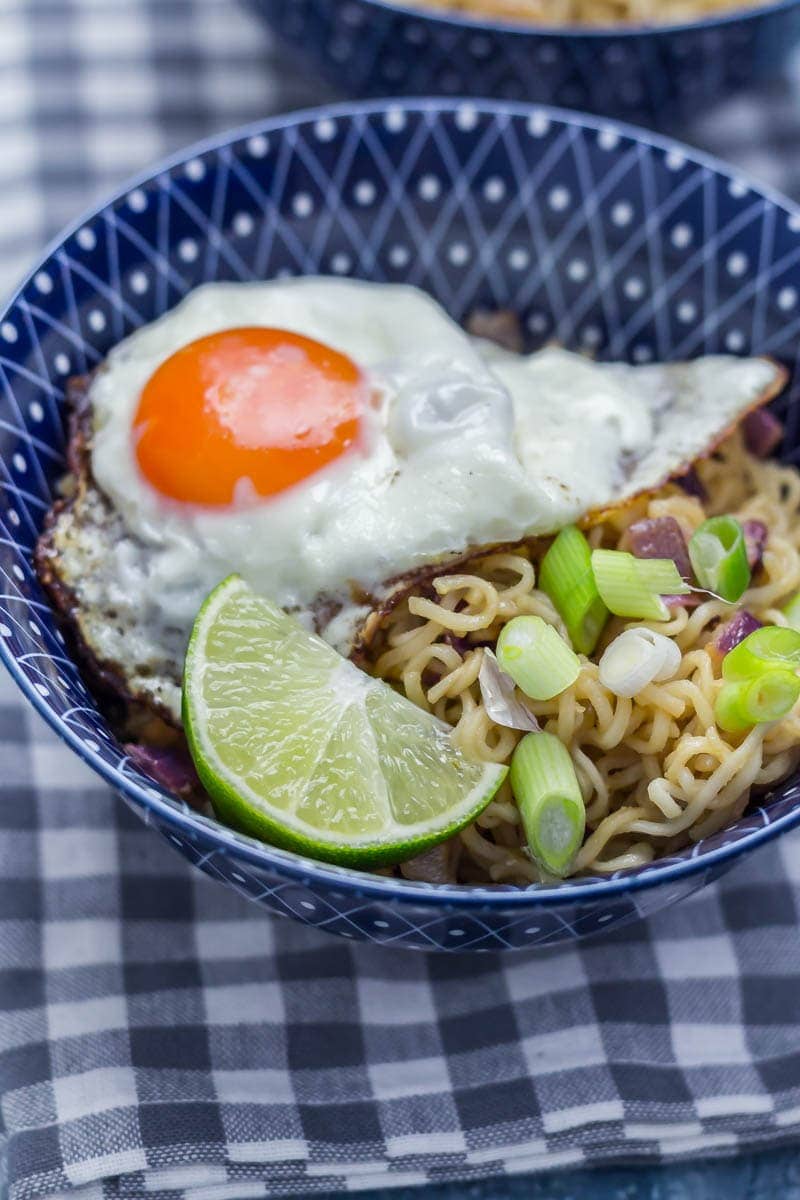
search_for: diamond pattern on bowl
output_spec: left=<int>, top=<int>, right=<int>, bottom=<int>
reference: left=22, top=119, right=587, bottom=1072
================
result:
left=255, top=0, right=800, bottom=127
left=3, top=100, right=800, bottom=950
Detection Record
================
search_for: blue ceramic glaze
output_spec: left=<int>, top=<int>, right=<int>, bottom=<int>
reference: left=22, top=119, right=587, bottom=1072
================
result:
left=3, top=99, right=800, bottom=951
left=254, top=0, right=800, bottom=126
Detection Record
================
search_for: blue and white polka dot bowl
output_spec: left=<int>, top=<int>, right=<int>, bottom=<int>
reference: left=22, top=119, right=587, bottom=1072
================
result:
left=4, top=99, right=800, bottom=952
left=256, top=0, right=800, bottom=127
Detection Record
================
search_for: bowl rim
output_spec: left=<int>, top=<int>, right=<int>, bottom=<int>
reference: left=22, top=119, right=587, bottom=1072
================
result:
left=5, top=94, right=800, bottom=912
left=340, top=0, right=800, bottom=40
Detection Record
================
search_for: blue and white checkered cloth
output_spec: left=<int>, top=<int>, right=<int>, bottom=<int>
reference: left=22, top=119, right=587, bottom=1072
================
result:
left=4, top=3, right=800, bottom=1198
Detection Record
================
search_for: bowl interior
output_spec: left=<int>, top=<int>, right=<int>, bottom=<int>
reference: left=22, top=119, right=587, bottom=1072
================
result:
left=4, top=99, right=800, bottom=902
left=355, top=0, right=800, bottom=36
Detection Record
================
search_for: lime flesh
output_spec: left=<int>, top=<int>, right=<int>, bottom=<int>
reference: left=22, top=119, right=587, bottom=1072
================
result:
left=182, top=575, right=507, bottom=867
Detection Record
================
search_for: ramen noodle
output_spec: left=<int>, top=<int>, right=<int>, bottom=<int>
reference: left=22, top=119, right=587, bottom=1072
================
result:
left=367, top=429, right=800, bottom=885
left=408, top=0, right=762, bottom=25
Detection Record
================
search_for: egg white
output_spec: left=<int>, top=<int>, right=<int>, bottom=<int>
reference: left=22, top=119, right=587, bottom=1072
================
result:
left=86, top=277, right=782, bottom=719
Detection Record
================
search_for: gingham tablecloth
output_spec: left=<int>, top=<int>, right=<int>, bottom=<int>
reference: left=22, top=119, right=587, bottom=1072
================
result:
left=4, top=3, right=800, bottom=1199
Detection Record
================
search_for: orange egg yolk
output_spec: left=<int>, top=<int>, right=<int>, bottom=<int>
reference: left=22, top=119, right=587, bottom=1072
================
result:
left=133, top=327, right=367, bottom=506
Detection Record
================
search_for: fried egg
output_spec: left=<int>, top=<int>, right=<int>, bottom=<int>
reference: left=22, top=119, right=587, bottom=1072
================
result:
left=41, top=278, right=785, bottom=721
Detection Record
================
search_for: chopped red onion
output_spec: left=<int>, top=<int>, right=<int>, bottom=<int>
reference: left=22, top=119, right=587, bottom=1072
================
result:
left=400, top=842, right=457, bottom=884
left=713, top=610, right=762, bottom=656
left=742, top=519, right=768, bottom=573
left=124, top=741, right=204, bottom=800
left=675, top=467, right=708, bottom=503
left=478, top=648, right=540, bottom=731
left=466, top=308, right=524, bottom=354
left=442, top=632, right=472, bottom=656
left=624, top=516, right=692, bottom=580
left=743, top=408, right=783, bottom=458
left=662, top=591, right=705, bottom=611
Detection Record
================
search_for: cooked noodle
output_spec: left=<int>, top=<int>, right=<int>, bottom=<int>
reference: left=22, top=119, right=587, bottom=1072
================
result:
left=407, top=0, right=762, bottom=25
left=366, top=430, right=800, bottom=884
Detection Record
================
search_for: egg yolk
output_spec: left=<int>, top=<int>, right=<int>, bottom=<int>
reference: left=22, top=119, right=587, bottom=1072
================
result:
left=133, top=327, right=367, bottom=506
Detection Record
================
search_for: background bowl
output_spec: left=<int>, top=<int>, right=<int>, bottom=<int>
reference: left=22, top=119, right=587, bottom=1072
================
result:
left=4, top=99, right=800, bottom=952
left=255, top=0, right=800, bottom=126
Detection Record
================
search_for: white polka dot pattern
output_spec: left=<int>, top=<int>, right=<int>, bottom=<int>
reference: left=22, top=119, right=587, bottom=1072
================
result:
left=256, top=0, right=800, bottom=131
left=1, top=100, right=800, bottom=951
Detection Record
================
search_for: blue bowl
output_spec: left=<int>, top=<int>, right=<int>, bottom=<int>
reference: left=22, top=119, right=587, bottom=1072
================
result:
left=4, top=99, right=800, bottom=952
left=255, top=0, right=800, bottom=126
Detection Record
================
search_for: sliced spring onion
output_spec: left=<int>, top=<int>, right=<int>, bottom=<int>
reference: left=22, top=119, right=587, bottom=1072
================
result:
left=721, top=625, right=800, bottom=682
left=598, top=627, right=681, bottom=698
left=632, top=558, right=692, bottom=595
left=478, top=649, right=540, bottom=732
left=638, top=629, right=683, bottom=680
left=782, top=591, right=800, bottom=631
left=496, top=615, right=580, bottom=701
left=590, top=549, right=689, bottom=621
left=715, top=670, right=800, bottom=734
left=510, top=731, right=586, bottom=877
left=688, top=516, right=750, bottom=603
left=538, top=526, right=609, bottom=655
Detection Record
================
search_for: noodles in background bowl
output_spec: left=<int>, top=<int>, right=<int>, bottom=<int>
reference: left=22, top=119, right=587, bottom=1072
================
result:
left=407, top=0, right=764, bottom=25
left=366, top=430, right=800, bottom=885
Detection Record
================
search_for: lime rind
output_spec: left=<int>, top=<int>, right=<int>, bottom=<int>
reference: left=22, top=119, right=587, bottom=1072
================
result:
left=183, top=575, right=506, bottom=867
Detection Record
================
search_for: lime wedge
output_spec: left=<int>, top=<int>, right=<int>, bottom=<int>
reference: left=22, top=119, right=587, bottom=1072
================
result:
left=182, top=575, right=507, bottom=867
